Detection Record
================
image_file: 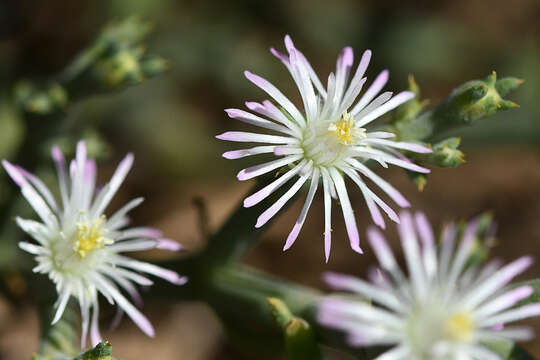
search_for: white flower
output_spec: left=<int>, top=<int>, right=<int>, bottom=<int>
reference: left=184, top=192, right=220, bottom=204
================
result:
left=2, top=141, right=186, bottom=346
left=217, top=35, right=431, bottom=261
left=318, top=211, right=540, bottom=360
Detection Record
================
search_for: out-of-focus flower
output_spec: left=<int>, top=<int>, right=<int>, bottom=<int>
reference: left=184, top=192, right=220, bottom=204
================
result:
left=2, top=141, right=186, bottom=346
left=217, top=35, right=431, bottom=261
left=318, top=211, right=540, bottom=359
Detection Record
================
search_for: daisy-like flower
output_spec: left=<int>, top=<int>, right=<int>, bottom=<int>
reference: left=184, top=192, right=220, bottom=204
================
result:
left=217, top=35, right=431, bottom=261
left=2, top=141, right=186, bottom=346
left=318, top=211, right=540, bottom=359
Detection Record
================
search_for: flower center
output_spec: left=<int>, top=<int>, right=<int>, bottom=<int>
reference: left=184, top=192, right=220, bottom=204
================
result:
left=302, top=112, right=367, bottom=167
left=327, top=111, right=366, bottom=145
left=74, top=216, right=113, bottom=259
left=445, top=312, right=475, bottom=343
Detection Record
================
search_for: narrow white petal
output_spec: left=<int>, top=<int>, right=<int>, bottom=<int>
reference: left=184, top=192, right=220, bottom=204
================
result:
left=329, top=167, right=362, bottom=254
left=475, top=286, right=534, bottom=319
left=237, top=155, right=302, bottom=181
left=324, top=272, right=405, bottom=312
left=255, top=163, right=313, bottom=228
left=225, top=108, right=292, bottom=135
left=351, top=70, right=389, bottom=115
left=346, top=159, right=410, bottom=208
left=223, top=146, right=276, bottom=159
left=283, top=169, right=319, bottom=250
left=356, top=91, right=415, bottom=127
left=114, top=256, right=187, bottom=285
left=93, top=273, right=155, bottom=337
left=414, top=212, right=438, bottom=281
left=462, top=256, right=533, bottom=309
left=374, top=346, right=410, bottom=360
left=244, top=71, right=306, bottom=127
left=17, top=167, right=59, bottom=213
left=353, top=91, right=392, bottom=120
left=107, top=197, right=144, bottom=229
left=321, top=168, right=333, bottom=262
left=109, top=239, right=158, bottom=253
left=18, top=242, right=46, bottom=255
left=398, top=211, right=427, bottom=297
left=216, top=131, right=296, bottom=144
left=243, top=160, right=307, bottom=207
left=52, top=286, right=72, bottom=324
left=91, top=153, right=134, bottom=217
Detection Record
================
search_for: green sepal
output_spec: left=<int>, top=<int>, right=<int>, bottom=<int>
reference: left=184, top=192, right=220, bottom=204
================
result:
left=392, top=75, right=432, bottom=141
left=495, top=77, right=525, bottom=97
left=423, top=137, right=465, bottom=167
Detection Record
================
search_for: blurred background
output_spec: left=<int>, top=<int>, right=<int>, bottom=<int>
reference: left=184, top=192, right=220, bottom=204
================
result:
left=0, top=0, right=539, bottom=359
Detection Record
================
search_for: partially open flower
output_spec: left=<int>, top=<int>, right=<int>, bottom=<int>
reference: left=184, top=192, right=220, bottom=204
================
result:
left=2, top=141, right=186, bottom=346
left=217, top=35, right=431, bottom=261
left=318, top=211, right=540, bottom=359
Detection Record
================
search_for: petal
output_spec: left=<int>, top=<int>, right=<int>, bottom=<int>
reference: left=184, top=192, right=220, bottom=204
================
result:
left=223, top=146, right=276, bottom=159
left=216, top=131, right=296, bottom=144
left=225, top=108, right=292, bottom=134
left=255, top=163, right=313, bottom=228
left=244, top=160, right=307, bottom=207
left=329, top=167, right=362, bottom=254
left=237, top=154, right=302, bottom=181
left=351, top=70, right=389, bottom=115
left=283, top=169, right=319, bottom=251
left=356, top=91, right=415, bottom=127
left=244, top=71, right=306, bottom=127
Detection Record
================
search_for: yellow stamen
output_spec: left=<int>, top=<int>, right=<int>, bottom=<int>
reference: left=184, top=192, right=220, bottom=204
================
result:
left=445, top=312, right=475, bottom=343
left=328, top=111, right=366, bottom=145
left=74, top=216, right=113, bottom=259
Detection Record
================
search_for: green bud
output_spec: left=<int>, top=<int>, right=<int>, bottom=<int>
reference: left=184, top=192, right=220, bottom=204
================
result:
left=0, top=99, right=24, bottom=159
left=267, top=298, right=322, bottom=360
left=409, top=172, right=428, bottom=192
left=284, top=318, right=322, bottom=360
left=424, top=137, right=465, bottom=168
left=456, top=212, right=495, bottom=267
left=432, top=71, right=521, bottom=134
left=268, top=297, right=294, bottom=329
left=392, top=75, right=432, bottom=141
left=94, top=49, right=144, bottom=87
left=75, top=342, right=113, bottom=360
left=14, top=81, right=68, bottom=115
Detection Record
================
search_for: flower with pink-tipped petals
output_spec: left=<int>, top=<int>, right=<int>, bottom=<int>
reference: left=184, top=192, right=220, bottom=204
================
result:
left=318, top=211, right=540, bottom=359
left=217, top=35, right=431, bottom=261
left=2, top=141, right=186, bottom=347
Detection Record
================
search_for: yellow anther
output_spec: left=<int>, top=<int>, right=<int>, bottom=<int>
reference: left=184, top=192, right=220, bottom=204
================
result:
left=445, top=312, right=475, bottom=343
left=328, top=112, right=366, bottom=145
left=74, top=216, right=113, bottom=259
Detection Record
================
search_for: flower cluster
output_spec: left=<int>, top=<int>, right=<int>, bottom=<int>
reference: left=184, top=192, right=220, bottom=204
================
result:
left=2, top=141, right=186, bottom=346
left=218, top=35, right=431, bottom=261
left=318, top=211, right=540, bottom=359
